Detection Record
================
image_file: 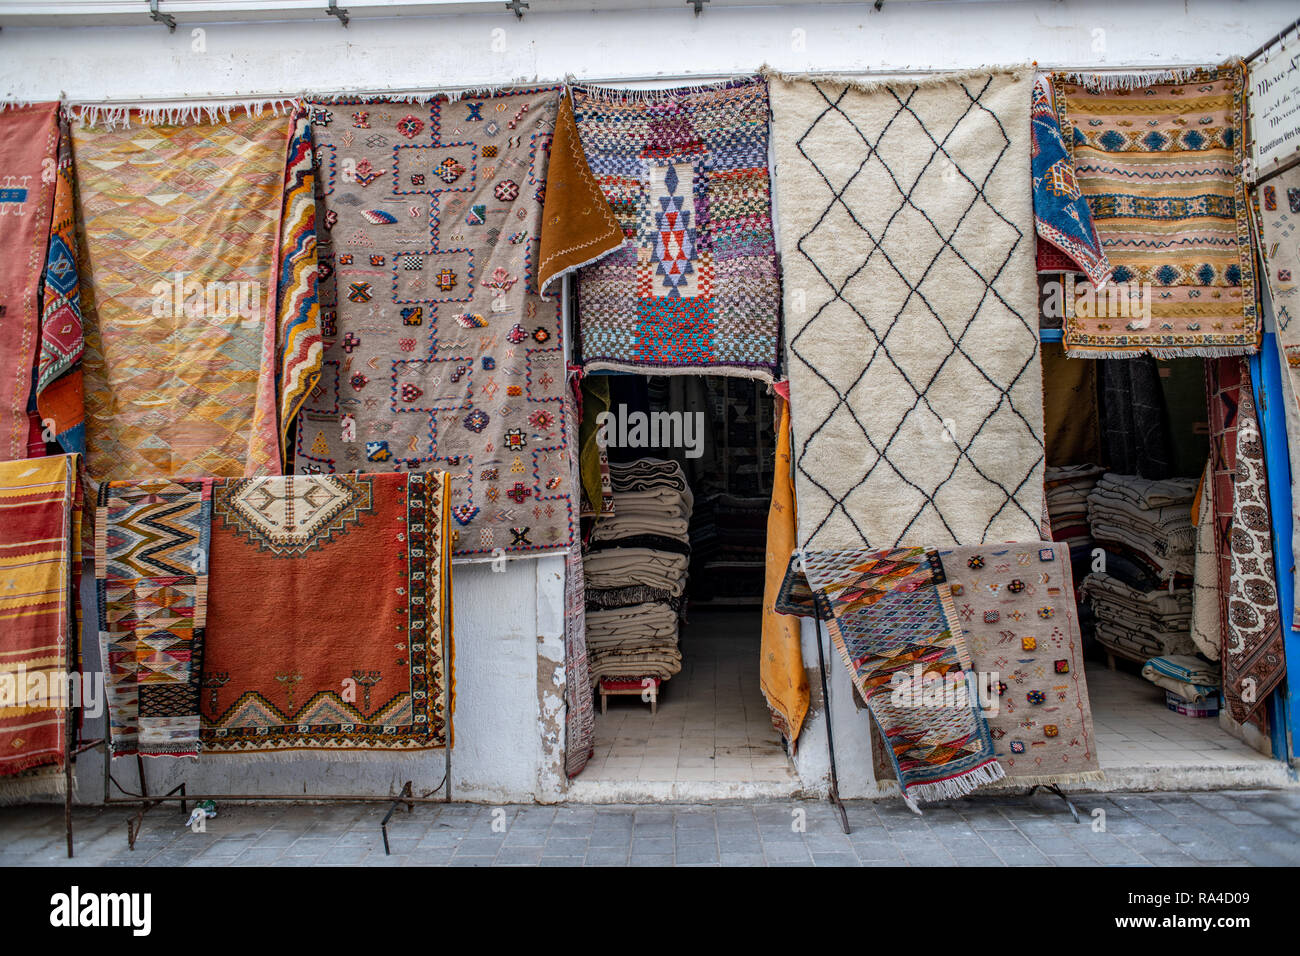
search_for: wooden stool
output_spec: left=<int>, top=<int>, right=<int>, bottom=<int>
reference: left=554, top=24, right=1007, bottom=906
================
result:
left=598, top=677, right=660, bottom=715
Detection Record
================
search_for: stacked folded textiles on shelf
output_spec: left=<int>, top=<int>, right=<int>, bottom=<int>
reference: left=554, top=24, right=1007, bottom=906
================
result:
left=584, top=459, right=694, bottom=683
left=1080, top=571, right=1198, bottom=663
left=1086, top=473, right=1198, bottom=580
left=1045, top=463, right=1105, bottom=575
left=1082, top=471, right=1200, bottom=662
left=589, top=459, right=694, bottom=544
left=1141, top=655, right=1221, bottom=704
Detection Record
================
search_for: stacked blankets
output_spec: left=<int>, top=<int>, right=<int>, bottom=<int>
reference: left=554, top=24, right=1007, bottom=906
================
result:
left=1082, top=472, right=1199, bottom=664
left=1086, top=473, right=1197, bottom=579
left=584, top=459, right=694, bottom=683
left=1045, top=464, right=1105, bottom=574
left=1080, top=571, right=1198, bottom=663
left=1141, top=655, right=1221, bottom=704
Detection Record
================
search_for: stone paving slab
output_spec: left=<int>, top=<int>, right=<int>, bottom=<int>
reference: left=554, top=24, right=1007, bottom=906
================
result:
left=1, top=789, right=1297, bottom=866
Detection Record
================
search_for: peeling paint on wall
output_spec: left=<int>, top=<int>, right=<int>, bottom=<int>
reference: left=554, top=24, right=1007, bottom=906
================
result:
left=535, top=560, right=568, bottom=803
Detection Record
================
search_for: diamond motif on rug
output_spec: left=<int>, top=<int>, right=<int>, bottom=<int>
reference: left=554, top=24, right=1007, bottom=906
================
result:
left=213, top=474, right=375, bottom=556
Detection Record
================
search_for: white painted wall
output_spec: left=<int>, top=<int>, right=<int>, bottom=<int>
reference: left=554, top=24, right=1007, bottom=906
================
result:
left=71, top=556, right=564, bottom=803
left=3, top=0, right=1290, bottom=803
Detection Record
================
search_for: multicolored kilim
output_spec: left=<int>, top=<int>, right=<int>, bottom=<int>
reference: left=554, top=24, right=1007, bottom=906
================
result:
left=294, top=92, right=575, bottom=558
left=73, top=107, right=289, bottom=482
left=97, top=478, right=212, bottom=757
left=571, top=78, right=781, bottom=381
left=275, top=106, right=322, bottom=459
left=1031, top=77, right=1110, bottom=288
left=1054, top=64, right=1258, bottom=357
left=36, top=117, right=86, bottom=456
left=777, top=547, right=1004, bottom=810
left=937, top=542, right=1103, bottom=786
left=1205, top=357, right=1286, bottom=727
left=200, top=472, right=453, bottom=753
left=0, top=454, right=80, bottom=797
left=0, top=103, right=59, bottom=462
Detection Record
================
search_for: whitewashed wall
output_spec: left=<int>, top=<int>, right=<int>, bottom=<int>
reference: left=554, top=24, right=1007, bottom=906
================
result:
left=1, top=0, right=1290, bottom=802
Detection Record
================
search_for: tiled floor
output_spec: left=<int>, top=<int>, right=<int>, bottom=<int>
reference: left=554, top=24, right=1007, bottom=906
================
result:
left=1087, top=663, right=1275, bottom=770
left=581, top=609, right=797, bottom=784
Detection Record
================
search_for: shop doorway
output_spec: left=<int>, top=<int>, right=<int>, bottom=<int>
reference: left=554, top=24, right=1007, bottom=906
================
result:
left=1043, top=347, right=1288, bottom=786
left=572, top=374, right=799, bottom=793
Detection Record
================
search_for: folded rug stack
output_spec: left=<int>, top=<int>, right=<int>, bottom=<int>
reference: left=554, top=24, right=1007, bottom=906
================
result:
left=584, top=459, right=694, bottom=683
left=1080, top=571, right=1198, bottom=663
left=1141, top=654, right=1221, bottom=704
left=1046, top=464, right=1105, bottom=578
left=1086, top=473, right=1197, bottom=580
left=590, top=459, right=694, bottom=544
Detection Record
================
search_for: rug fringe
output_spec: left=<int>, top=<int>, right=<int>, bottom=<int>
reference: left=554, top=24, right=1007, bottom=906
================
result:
left=68, top=98, right=301, bottom=130
left=996, top=769, right=1107, bottom=788
left=582, top=359, right=775, bottom=383
left=569, top=74, right=760, bottom=104
left=313, top=83, right=559, bottom=105
left=903, top=760, right=1006, bottom=812
left=1063, top=345, right=1259, bottom=360
left=0, top=766, right=67, bottom=804
left=759, top=63, right=1030, bottom=93
left=1053, top=58, right=1241, bottom=92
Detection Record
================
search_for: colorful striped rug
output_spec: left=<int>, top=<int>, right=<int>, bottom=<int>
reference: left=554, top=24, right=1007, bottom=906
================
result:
left=777, top=547, right=1004, bottom=811
left=0, top=454, right=80, bottom=797
left=97, top=477, right=212, bottom=757
left=1055, top=63, right=1257, bottom=357
left=274, top=106, right=322, bottom=461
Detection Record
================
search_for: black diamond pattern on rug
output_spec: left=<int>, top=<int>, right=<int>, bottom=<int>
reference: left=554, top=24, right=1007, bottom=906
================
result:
left=781, top=75, right=1044, bottom=550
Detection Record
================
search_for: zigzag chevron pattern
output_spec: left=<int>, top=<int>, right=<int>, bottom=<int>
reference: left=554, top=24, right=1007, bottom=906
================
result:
left=101, top=479, right=211, bottom=578
left=276, top=107, right=323, bottom=457
left=779, top=545, right=1004, bottom=807
left=215, top=691, right=414, bottom=729
left=97, top=477, right=211, bottom=757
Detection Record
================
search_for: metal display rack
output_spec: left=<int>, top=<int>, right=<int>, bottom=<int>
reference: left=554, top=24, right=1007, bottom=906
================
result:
left=98, top=744, right=451, bottom=855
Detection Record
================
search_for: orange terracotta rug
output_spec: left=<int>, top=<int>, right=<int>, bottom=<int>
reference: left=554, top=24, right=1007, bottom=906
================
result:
left=200, top=471, right=453, bottom=754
